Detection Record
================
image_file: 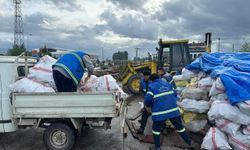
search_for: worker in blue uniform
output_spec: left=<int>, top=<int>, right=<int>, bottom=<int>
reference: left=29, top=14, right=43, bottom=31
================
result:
left=157, top=67, right=176, bottom=89
left=145, top=73, right=192, bottom=150
left=52, top=50, right=94, bottom=92
left=137, top=70, right=151, bottom=134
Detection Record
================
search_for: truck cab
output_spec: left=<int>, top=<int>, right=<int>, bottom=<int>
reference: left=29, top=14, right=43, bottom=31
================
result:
left=0, top=56, right=36, bottom=132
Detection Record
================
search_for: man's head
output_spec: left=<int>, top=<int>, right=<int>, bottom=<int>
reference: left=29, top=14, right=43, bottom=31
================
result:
left=150, top=73, right=160, bottom=81
left=157, top=67, right=165, bottom=76
left=142, top=70, right=151, bottom=81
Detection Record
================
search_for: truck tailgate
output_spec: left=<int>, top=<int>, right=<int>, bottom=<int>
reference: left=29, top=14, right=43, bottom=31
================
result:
left=12, top=92, right=117, bottom=118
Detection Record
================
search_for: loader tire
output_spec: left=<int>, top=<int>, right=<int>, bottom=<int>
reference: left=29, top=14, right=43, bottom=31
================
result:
left=43, top=123, right=76, bottom=150
left=127, top=73, right=142, bottom=95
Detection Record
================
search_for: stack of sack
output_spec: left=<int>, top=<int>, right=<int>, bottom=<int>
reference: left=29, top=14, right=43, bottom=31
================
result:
left=9, top=55, right=56, bottom=92
left=174, top=52, right=250, bottom=150
left=79, top=73, right=129, bottom=109
left=173, top=68, right=196, bottom=97
left=9, top=55, right=129, bottom=103
left=175, top=69, right=211, bottom=132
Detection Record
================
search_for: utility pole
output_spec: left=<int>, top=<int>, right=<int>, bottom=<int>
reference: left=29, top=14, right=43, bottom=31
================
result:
left=101, top=47, right=104, bottom=61
left=26, top=34, right=32, bottom=51
left=135, top=47, right=139, bottom=61
left=218, top=38, right=221, bottom=52
left=13, top=0, right=24, bottom=48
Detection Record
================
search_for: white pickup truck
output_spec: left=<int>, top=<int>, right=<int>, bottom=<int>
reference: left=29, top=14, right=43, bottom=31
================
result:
left=0, top=56, right=126, bottom=150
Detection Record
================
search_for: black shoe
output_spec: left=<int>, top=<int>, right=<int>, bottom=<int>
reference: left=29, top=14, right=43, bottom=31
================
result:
left=136, top=128, right=144, bottom=134
left=149, top=145, right=161, bottom=150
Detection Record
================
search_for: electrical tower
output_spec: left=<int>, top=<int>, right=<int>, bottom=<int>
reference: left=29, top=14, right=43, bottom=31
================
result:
left=13, top=0, right=24, bottom=48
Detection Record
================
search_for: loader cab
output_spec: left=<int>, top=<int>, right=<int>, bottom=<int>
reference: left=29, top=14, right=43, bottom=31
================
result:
left=0, top=56, right=36, bottom=133
left=157, top=39, right=191, bottom=73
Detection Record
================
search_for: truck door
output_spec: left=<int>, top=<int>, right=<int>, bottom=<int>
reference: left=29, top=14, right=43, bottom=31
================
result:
left=170, top=43, right=190, bottom=71
left=0, top=74, right=4, bottom=132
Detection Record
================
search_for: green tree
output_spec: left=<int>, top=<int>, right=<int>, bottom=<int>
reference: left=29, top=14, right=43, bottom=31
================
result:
left=240, top=42, right=250, bottom=52
left=7, top=44, right=26, bottom=56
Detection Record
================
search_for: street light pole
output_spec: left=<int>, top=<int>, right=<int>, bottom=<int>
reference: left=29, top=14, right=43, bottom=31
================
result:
left=26, top=33, right=32, bottom=51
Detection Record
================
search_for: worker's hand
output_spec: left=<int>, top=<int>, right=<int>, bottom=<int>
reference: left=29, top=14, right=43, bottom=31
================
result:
left=84, top=76, right=90, bottom=83
left=80, top=77, right=89, bottom=85
left=145, top=106, right=152, bottom=113
left=80, top=79, right=85, bottom=85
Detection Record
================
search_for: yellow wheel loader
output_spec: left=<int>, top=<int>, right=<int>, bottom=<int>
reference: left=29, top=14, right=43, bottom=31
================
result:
left=122, top=33, right=212, bottom=95
left=121, top=40, right=191, bottom=94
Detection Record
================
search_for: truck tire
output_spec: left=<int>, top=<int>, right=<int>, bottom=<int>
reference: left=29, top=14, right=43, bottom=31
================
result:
left=43, top=123, right=76, bottom=150
left=127, top=73, right=142, bottom=95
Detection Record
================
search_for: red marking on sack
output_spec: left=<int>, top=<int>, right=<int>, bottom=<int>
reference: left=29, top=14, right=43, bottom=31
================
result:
left=28, top=78, right=50, bottom=87
left=212, top=101, right=228, bottom=106
left=218, top=120, right=231, bottom=129
left=229, top=135, right=250, bottom=150
left=245, top=126, right=250, bottom=133
left=199, top=85, right=212, bottom=88
left=31, top=67, right=52, bottom=73
left=105, top=75, right=110, bottom=91
left=215, top=83, right=225, bottom=92
left=212, top=128, right=218, bottom=150
left=244, top=101, right=250, bottom=106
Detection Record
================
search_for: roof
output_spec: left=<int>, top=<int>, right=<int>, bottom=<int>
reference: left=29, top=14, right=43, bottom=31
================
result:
left=159, top=39, right=189, bottom=45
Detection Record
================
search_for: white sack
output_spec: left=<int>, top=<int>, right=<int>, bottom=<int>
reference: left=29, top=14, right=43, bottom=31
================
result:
left=198, top=77, right=213, bottom=92
left=80, top=74, right=99, bottom=92
left=237, top=100, right=250, bottom=116
left=97, top=75, right=128, bottom=101
left=210, top=93, right=228, bottom=102
left=209, top=77, right=225, bottom=97
left=116, top=87, right=129, bottom=101
left=28, top=55, right=56, bottom=83
left=9, top=78, right=55, bottom=93
left=185, top=120, right=207, bottom=132
left=208, top=101, right=250, bottom=125
left=228, top=132, right=250, bottom=150
left=243, top=125, right=250, bottom=136
left=215, top=118, right=240, bottom=136
left=80, top=74, right=128, bottom=101
left=173, top=68, right=196, bottom=81
left=97, top=75, right=120, bottom=91
left=201, top=127, right=232, bottom=150
left=198, top=72, right=207, bottom=80
left=179, top=99, right=209, bottom=113
left=176, top=87, right=185, bottom=94
left=181, top=87, right=208, bottom=100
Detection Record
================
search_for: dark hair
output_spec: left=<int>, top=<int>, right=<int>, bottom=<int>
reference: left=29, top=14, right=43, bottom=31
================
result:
left=150, top=73, right=160, bottom=81
left=142, top=70, right=151, bottom=76
left=157, top=67, right=165, bottom=73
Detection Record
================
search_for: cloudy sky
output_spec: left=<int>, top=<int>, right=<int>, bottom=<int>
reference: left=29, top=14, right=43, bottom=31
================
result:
left=0, top=0, right=250, bottom=58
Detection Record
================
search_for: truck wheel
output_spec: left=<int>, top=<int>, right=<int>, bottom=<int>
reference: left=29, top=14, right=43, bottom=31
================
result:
left=127, top=73, right=142, bottom=95
left=43, top=123, right=76, bottom=150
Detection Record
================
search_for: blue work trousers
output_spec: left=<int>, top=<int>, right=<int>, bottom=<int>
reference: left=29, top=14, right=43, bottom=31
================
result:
left=152, top=116, right=191, bottom=148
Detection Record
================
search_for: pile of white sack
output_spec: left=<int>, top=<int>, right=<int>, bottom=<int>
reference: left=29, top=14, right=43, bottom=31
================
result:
left=9, top=55, right=56, bottom=92
left=174, top=68, right=250, bottom=150
left=79, top=73, right=128, bottom=104
left=9, top=55, right=129, bottom=104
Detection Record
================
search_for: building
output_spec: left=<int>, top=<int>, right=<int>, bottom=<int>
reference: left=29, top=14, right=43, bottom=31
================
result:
left=188, top=42, right=206, bottom=60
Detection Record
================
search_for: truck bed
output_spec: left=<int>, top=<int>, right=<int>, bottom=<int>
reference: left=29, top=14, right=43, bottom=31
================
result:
left=12, top=92, right=117, bottom=118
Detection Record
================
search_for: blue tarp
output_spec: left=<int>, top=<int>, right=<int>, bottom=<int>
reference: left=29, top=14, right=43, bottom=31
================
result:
left=186, top=52, right=250, bottom=105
